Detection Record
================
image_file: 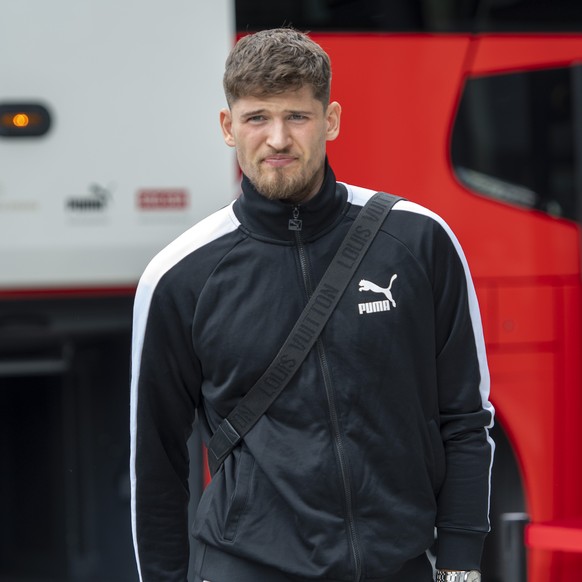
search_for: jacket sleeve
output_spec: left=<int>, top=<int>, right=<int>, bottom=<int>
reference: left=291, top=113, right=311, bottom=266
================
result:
left=130, top=272, right=201, bottom=582
left=430, top=219, right=495, bottom=571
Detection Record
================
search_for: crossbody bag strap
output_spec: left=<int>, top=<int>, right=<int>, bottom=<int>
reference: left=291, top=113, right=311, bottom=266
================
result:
left=207, top=191, right=403, bottom=475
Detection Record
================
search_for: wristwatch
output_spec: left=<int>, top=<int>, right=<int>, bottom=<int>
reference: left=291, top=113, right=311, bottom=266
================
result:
left=435, top=571, right=481, bottom=582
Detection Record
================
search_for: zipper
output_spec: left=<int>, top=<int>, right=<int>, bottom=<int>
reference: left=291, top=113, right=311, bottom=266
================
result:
left=291, top=205, right=363, bottom=582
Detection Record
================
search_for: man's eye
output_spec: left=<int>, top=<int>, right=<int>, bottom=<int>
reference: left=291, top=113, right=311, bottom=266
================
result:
left=289, top=114, right=306, bottom=121
left=248, top=115, right=265, bottom=122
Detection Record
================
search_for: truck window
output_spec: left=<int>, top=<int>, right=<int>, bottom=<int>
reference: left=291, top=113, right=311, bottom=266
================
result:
left=451, top=66, right=580, bottom=221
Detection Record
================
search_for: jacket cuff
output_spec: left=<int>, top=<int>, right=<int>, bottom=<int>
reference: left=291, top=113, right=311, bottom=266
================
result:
left=435, top=528, right=487, bottom=571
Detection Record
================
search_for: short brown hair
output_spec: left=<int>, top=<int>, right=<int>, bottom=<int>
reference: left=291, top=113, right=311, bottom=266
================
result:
left=223, top=28, right=331, bottom=107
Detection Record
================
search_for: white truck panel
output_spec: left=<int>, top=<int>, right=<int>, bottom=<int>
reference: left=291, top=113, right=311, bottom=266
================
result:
left=0, top=0, right=235, bottom=290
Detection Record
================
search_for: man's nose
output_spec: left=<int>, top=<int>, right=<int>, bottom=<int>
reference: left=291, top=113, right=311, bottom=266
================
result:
left=266, top=120, right=292, bottom=150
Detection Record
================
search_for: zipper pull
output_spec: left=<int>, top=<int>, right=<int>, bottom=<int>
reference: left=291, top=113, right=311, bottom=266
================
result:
left=288, top=205, right=303, bottom=231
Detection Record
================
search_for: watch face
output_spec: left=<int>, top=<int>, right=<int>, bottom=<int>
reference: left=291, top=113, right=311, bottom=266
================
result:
left=466, top=572, right=481, bottom=582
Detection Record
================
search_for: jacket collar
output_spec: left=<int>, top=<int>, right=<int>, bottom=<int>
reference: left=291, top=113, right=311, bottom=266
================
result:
left=233, top=162, right=347, bottom=243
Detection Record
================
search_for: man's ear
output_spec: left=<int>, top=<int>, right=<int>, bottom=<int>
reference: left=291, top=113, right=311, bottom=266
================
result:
left=220, top=108, right=236, bottom=147
left=325, top=101, right=341, bottom=142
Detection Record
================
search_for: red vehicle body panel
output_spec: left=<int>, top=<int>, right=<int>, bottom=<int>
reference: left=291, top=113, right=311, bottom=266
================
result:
left=315, top=32, right=582, bottom=582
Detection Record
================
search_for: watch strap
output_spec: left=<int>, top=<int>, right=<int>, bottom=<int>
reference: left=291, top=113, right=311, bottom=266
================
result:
left=436, top=571, right=481, bottom=582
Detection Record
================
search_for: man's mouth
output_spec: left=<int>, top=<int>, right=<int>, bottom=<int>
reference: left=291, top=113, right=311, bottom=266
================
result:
left=263, top=154, right=297, bottom=168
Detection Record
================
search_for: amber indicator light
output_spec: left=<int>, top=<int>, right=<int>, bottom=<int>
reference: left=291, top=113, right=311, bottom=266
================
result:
left=0, top=103, right=51, bottom=137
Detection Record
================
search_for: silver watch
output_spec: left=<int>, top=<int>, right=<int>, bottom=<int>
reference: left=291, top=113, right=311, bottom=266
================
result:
left=435, top=571, right=481, bottom=582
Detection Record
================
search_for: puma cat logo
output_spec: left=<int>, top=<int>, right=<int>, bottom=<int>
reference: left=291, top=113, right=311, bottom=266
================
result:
left=358, top=274, right=398, bottom=315
left=359, top=274, right=397, bottom=306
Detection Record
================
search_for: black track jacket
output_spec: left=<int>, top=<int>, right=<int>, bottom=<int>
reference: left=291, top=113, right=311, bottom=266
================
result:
left=130, top=165, right=495, bottom=581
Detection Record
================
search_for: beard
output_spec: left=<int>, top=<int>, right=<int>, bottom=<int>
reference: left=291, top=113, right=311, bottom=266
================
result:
left=253, top=170, right=310, bottom=202
left=246, top=158, right=324, bottom=203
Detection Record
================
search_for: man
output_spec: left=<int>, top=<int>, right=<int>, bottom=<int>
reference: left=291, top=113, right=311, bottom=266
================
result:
left=130, top=28, right=494, bottom=582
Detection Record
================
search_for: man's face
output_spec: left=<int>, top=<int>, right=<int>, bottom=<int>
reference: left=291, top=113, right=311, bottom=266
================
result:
left=220, top=85, right=341, bottom=203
